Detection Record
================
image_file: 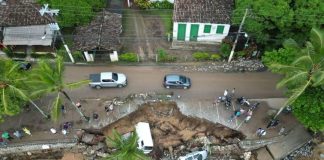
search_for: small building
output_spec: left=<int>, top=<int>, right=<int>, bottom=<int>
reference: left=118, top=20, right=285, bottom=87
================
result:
left=172, top=0, right=233, bottom=49
left=73, top=11, right=122, bottom=62
left=0, top=0, right=56, bottom=55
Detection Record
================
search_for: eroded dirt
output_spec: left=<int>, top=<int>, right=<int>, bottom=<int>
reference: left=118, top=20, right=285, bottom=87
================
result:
left=102, top=102, right=245, bottom=158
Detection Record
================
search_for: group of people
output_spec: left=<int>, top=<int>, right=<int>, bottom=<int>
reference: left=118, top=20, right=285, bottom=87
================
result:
left=256, top=119, right=285, bottom=138
left=0, top=127, right=31, bottom=145
left=228, top=108, right=253, bottom=123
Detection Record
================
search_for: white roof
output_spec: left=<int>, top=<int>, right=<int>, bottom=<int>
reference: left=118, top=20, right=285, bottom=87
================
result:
left=135, top=122, right=153, bottom=146
left=3, top=25, right=53, bottom=46
left=101, top=72, right=113, bottom=79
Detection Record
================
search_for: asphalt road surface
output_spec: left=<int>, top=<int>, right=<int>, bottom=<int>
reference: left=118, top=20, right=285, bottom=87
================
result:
left=64, top=65, right=284, bottom=101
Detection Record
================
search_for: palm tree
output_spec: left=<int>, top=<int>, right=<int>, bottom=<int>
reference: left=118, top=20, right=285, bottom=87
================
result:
left=270, top=28, right=324, bottom=118
left=0, top=59, right=49, bottom=121
left=106, top=130, right=149, bottom=160
left=29, top=56, right=89, bottom=121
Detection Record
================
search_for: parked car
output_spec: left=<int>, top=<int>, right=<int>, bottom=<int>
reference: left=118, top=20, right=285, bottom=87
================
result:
left=178, top=150, right=208, bottom=160
left=163, top=74, right=191, bottom=89
left=89, top=72, right=127, bottom=89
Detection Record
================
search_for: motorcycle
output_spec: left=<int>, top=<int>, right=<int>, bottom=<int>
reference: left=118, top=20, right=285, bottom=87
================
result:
left=237, top=97, right=250, bottom=106
left=250, top=102, right=260, bottom=110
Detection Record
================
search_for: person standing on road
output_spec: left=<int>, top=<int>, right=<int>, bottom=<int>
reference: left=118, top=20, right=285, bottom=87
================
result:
left=224, top=89, right=228, bottom=97
left=278, top=127, right=286, bottom=135
left=244, top=109, right=253, bottom=123
left=61, top=104, right=66, bottom=114
left=256, top=128, right=266, bottom=137
left=231, top=88, right=236, bottom=97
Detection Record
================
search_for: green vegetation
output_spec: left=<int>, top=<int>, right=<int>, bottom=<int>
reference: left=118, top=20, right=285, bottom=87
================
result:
left=262, top=39, right=300, bottom=72
left=220, top=43, right=231, bottom=58
left=119, top=53, right=138, bottom=62
left=210, top=54, right=221, bottom=61
left=29, top=56, right=89, bottom=121
left=151, top=0, right=173, bottom=9
left=106, top=130, right=149, bottom=160
left=38, top=0, right=106, bottom=27
left=0, top=59, right=49, bottom=122
left=31, top=53, right=56, bottom=59
left=157, top=48, right=176, bottom=62
left=72, top=51, right=85, bottom=62
left=292, top=87, right=324, bottom=132
left=266, top=28, right=324, bottom=132
left=134, top=0, right=151, bottom=9
left=192, top=52, right=210, bottom=61
left=232, top=0, right=324, bottom=50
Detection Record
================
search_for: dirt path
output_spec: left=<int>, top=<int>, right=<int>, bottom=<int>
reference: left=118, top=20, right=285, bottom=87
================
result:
left=122, top=9, right=169, bottom=61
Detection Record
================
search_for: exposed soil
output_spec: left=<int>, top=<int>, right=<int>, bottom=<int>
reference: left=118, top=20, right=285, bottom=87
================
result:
left=102, top=101, right=245, bottom=158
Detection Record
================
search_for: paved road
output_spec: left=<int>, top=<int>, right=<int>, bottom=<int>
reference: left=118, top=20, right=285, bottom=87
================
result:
left=64, top=65, right=284, bottom=101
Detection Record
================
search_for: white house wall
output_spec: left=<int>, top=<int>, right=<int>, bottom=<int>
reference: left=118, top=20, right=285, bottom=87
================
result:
left=173, top=22, right=230, bottom=43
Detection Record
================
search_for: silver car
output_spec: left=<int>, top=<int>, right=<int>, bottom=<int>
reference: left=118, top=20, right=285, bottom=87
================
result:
left=163, top=74, right=191, bottom=89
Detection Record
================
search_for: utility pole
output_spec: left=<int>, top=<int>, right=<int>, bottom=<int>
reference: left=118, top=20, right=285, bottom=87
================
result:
left=228, top=9, right=249, bottom=63
left=39, top=4, right=75, bottom=63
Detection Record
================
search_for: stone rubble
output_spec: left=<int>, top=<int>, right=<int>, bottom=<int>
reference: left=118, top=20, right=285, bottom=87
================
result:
left=283, top=141, right=313, bottom=160
left=175, top=59, right=265, bottom=73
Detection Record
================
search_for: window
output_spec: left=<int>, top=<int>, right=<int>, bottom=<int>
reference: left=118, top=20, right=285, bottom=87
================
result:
left=216, top=25, right=225, bottom=34
left=203, top=25, right=211, bottom=33
left=102, top=79, right=114, bottom=82
left=112, top=73, right=118, bottom=81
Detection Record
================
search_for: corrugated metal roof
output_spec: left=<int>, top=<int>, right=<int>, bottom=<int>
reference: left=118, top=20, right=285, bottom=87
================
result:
left=3, top=25, right=53, bottom=46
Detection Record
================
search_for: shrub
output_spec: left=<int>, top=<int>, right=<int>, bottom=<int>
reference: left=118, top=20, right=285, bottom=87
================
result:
left=151, top=0, right=173, bottom=9
left=192, top=52, right=210, bottom=61
left=31, top=53, right=55, bottom=59
left=220, top=43, right=231, bottom=58
left=119, top=53, right=137, bottom=62
left=134, top=0, right=151, bottom=9
left=56, top=48, right=71, bottom=62
left=72, top=51, right=85, bottom=62
left=210, top=54, right=221, bottom=61
left=236, top=51, right=247, bottom=58
left=157, top=49, right=176, bottom=62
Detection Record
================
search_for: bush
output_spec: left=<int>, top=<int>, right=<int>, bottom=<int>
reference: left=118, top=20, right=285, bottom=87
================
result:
left=220, top=43, right=231, bottom=58
left=119, top=53, right=138, bottom=62
left=134, top=0, right=151, bottom=9
left=151, top=0, right=173, bottom=9
left=72, top=51, right=85, bottom=62
left=31, top=53, right=55, bottom=59
left=157, top=49, right=176, bottom=62
left=210, top=54, right=221, bottom=61
left=236, top=51, right=247, bottom=58
left=192, top=52, right=210, bottom=61
left=56, top=48, right=71, bottom=62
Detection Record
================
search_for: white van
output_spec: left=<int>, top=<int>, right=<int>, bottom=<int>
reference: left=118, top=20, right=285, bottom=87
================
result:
left=135, top=122, right=154, bottom=154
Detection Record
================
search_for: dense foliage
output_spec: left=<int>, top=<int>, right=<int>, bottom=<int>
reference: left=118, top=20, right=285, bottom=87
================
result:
left=232, top=0, right=324, bottom=50
left=0, top=59, right=49, bottom=122
left=151, top=0, right=173, bottom=9
left=38, top=0, right=106, bottom=27
left=267, top=28, right=324, bottom=132
left=134, top=0, right=151, bottom=9
left=262, top=39, right=300, bottom=72
left=292, top=87, right=324, bottom=132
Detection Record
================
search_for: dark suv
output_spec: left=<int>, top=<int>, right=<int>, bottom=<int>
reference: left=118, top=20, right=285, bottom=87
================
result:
left=163, top=74, right=191, bottom=89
